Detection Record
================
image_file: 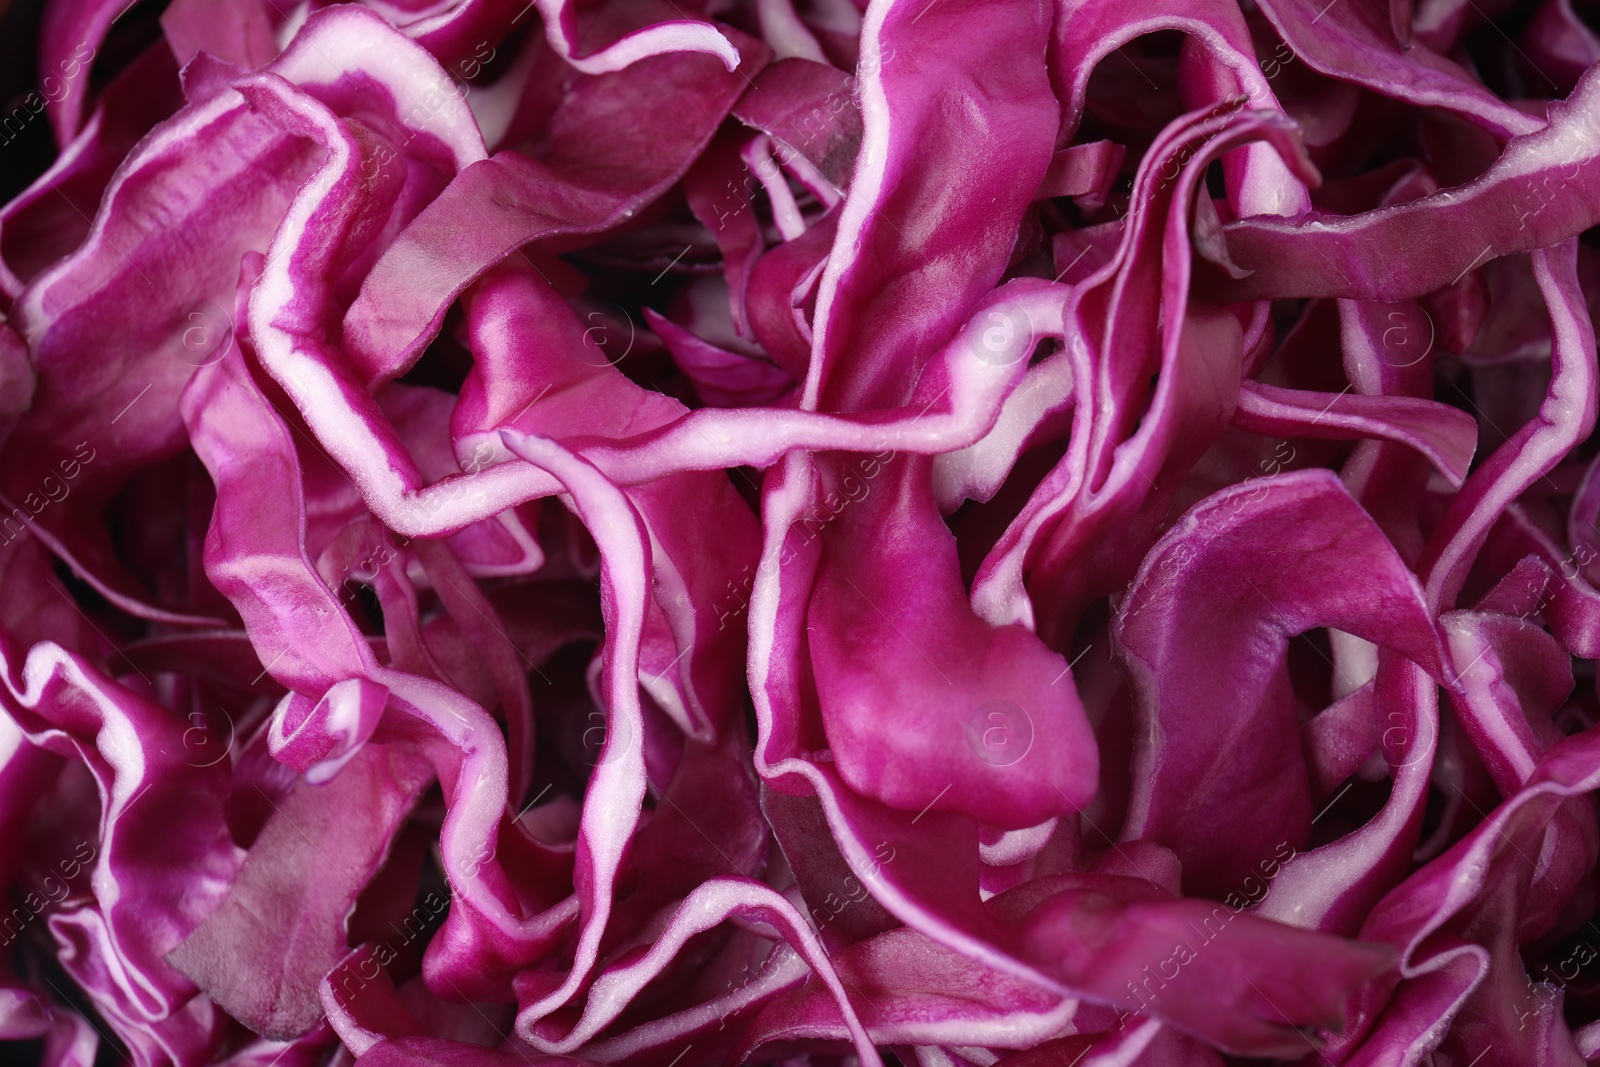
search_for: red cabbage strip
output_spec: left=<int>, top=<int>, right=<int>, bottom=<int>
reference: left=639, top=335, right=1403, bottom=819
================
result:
left=37, top=0, right=126, bottom=146
left=0, top=640, right=238, bottom=1063
left=1254, top=0, right=1544, bottom=139
left=1050, top=0, right=1311, bottom=217
left=645, top=309, right=796, bottom=407
left=732, top=58, right=864, bottom=192
left=528, top=0, right=740, bottom=74
left=10, top=0, right=1600, bottom=1061
left=684, top=131, right=768, bottom=338
left=1525, top=0, right=1600, bottom=92
left=166, top=743, right=435, bottom=1039
left=748, top=448, right=1394, bottom=1055
left=733, top=927, right=1079, bottom=1057
left=0, top=716, right=57, bottom=1042
left=804, top=0, right=1056, bottom=412
left=1330, top=729, right=1600, bottom=1065
left=1230, top=381, right=1477, bottom=487
left=1417, top=241, right=1596, bottom=612
left=1336, top=296, right=1448, bottom=562
left=1117, top=470, right=1445, bottom=899
left=0, top=45, right=182, bottom=297
left=807, top=453, right=1100, bottom=828
left=159, top=0, right=277, bottom=70
left=970, top=106, right=1314, bottom=642
left=184, top=354, right=556, bottom=1000
left=1216, top=74, right=1600, bottom=301
left=6, top=5, right=480, bottom=626
left=499, top=432, right=881, bottom=1067
left=340, top=33, right=766, bottom=384
left=360, top=1035, right=595, bottom=1066
left=1254, top=244, right=1594, bottom=947
left=457, top=265, right=759, bottom=741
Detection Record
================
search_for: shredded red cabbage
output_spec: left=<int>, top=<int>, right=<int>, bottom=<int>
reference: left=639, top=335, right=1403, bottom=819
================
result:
left=2, top=0, right=1600, bottom=1064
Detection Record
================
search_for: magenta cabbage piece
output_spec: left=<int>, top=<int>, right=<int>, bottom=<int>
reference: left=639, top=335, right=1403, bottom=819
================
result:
left=4, top=0, right=1600, bottom=1064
